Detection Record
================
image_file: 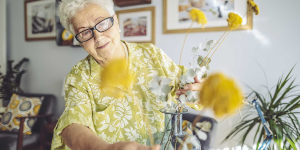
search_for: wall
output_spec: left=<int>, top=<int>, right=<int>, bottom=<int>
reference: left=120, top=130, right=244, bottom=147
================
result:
left=0, top=0, right=7, bottom=74
left=6, top=0, right=300, bottom=149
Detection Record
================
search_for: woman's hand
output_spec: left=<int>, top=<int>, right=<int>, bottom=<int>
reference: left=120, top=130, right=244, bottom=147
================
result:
left=176, top=75, right=205, bottom=97
left=108, top=142, right=160, bottom=150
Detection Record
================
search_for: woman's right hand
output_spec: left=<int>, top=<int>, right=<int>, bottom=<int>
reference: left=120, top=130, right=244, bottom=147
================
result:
left=108, top=142, right=160, bottom=150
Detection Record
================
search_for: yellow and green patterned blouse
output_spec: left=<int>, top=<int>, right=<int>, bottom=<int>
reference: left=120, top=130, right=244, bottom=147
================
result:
left=51, top=41, right=203, bottom=150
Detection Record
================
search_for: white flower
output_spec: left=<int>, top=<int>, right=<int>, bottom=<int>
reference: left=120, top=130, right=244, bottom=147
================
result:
left=195, top=66, right=207, bottom=81
left=180, top=69, right=197, bottom=88
left=186, top=91, right=200, bottom=102
left=176, top=134, right=200, bottom=150
left=149, top=76, right=171, bottom=101
left=194, top=128, right=208, bottom=141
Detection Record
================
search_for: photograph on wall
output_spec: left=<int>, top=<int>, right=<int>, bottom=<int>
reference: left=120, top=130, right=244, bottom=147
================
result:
left=24, top=0, right=56, bottom=41
left=116, top=7, right=155, bottom=44
left=164, top=0, right=252, bottom=33
left=178, top=0, right=234, bottom=22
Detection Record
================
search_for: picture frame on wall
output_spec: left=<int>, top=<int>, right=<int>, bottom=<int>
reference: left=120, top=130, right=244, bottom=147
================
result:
left=116, top=7, right=155, bottom=44
left=163, top=0, right=253, bottom=34
left=24, top=0, right=56, bottom=41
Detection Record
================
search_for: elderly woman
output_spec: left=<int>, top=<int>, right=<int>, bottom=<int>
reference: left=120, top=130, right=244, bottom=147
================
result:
left=52, top=0, right=203, bottom=150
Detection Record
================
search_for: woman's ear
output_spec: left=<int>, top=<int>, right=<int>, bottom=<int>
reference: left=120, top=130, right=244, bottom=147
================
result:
left=114, top=14, right=119, bottom=24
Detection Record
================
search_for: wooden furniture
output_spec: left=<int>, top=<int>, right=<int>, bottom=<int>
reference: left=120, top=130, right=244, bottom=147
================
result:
left=113, top=0, right=151, bottom=7
left=40, top=122, right=57, bottom=150
left=0, top=93, right=56, bottom=150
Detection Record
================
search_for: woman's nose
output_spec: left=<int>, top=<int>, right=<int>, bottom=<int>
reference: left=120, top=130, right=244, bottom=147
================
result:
left=93, top=30, right=104, bottom=43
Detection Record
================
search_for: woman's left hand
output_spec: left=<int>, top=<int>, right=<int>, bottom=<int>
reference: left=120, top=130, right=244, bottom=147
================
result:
left=176, top=76, right=205, bottom=97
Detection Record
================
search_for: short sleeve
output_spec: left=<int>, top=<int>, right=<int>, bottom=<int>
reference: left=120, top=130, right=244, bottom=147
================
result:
left=152, top=45, right=203, bottom=111
left=51, top=67, right=95, bottom=150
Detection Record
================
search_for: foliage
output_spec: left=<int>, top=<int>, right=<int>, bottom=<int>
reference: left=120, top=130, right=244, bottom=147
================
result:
left=0, top=58, right=29, bottom=100
left=223, top=66, right=300, bottom=149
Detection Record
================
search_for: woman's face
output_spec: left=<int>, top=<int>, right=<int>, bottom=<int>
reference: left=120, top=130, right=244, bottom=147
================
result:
left=72, top=4, right=121, bottom=64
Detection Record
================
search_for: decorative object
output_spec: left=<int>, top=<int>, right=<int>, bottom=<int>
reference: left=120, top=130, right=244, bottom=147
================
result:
left=0, top=58, right=29, bottom=101
left=163, top=0, right=253, bottom=34
left=114, top=0, right=151, bottom=7
left=116, top=7, right=155, bottom=44
left=55, top=0, right=80, bottom=47
left=0, top=94, right=43, bottom=135
left=24, top=0, right=56, bottom=41
left=224, top=66, right=300, bottom=150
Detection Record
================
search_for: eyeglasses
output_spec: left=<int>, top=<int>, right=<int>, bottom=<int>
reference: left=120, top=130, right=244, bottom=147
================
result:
left=75, top=17, right=114, bottom=43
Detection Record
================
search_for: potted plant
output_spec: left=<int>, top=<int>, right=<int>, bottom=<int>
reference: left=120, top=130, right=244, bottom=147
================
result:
left=0, top=58, right=29, bottom=105
left=224, top=66, right=300, bottom=150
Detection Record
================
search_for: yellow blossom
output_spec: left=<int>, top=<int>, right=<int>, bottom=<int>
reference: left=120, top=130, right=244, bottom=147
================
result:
left=227, top=12, right=243, bottom=30
left=100, top=58, right=134, bottom=96
left=188, top=8, right=207, bottom=28
left=247, top=0, right=260, bottom=15
left=199, top=73, right=244, bottom=117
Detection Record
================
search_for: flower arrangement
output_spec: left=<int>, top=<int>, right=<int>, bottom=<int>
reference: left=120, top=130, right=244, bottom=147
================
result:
left=99, top=0, right=261, bottom=149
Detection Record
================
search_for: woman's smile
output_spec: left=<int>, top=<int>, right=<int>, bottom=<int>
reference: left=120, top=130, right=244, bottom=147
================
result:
left=97, top=41, right=110, bottom=49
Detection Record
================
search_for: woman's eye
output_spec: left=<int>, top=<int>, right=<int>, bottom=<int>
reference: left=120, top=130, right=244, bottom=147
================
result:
left=83, top=31, right=90, bottom=35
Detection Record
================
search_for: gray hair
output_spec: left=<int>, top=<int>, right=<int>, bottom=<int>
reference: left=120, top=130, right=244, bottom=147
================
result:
left=57, top=0, right=115, bottom=35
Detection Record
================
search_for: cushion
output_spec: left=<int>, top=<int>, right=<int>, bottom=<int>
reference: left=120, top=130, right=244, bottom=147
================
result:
left=0, top=94, right=43, bottom=135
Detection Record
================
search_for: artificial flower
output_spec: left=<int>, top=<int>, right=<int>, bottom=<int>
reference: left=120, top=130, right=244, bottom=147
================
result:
left=176, top=134, right=200, bottom=150
left=188, top=8, right=207, bottom=28
left=180, top=69, right=196, bottom=88
left=100, top=58, right=134, bottom=96
left=195, top=121, right=212, bottom=132
left=227, top=12, right=243, bottom=30
left=149, top=76, right=171, bottom=101
left=247, top=0, right=260, bottom=15
left=194, top=128, right=207, bottom=140
left=195, top=66, right=207, bottom=81
left=199, top=73, right=244, bottom=117
left=186, top=91, right=200, bottom=102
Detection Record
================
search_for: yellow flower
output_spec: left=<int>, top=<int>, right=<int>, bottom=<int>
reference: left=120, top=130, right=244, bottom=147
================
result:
left=188, top=8, right=207, bottom=28
left=247, top=0, right=260, bottom=15
left=227, top=12, right=243, bottom=30
left=199, top=73, right=244, bottom=117
left=100, top=58, right=134, bottom=96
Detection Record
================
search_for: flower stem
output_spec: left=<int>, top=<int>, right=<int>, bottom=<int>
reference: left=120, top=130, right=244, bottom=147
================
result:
left=200, top=28, right=229, bottom=67
left=179, top=21, right=195, bottom=66
left=204, top=29, right=232, bottom=66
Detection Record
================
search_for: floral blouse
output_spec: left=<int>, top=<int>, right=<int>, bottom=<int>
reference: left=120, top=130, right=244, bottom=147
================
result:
left=51, top=42, right=203, bottom=150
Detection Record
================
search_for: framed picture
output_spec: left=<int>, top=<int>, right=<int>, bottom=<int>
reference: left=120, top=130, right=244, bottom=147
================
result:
left=116, top=7, right=155, bottom=44
left=163, top=0, right=253, bottom=34
left=24, top=0, right=56, bottom=41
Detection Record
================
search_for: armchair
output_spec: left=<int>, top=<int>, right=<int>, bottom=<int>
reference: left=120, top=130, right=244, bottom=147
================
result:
left=0, top=93, right=56, bottom=150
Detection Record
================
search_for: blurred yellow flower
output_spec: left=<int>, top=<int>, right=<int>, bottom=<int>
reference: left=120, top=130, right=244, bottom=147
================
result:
left=199, top=73, right=244, bottom=117
left=188, top=8, right=207, bottom=28
left=100, top=58, right=134, bottom=96
left=247, top=0, right=260, bottom=15
left=227, top=12, right=243, bottom=30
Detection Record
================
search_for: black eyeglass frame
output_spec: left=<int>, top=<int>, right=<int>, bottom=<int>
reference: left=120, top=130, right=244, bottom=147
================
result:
left=75, top=17, right=114, bottom=43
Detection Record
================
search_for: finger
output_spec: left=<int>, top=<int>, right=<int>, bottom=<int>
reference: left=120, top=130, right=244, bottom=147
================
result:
left=194, top=76, right=205, bottom=83
left=176, top=89, right=187, bottom=96
left=184, top=83, right=202, bottom=91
